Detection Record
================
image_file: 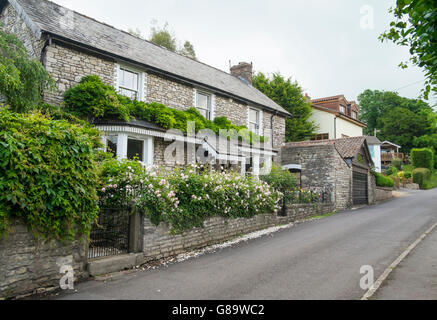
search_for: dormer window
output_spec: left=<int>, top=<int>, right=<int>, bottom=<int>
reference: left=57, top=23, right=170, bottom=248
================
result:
left=352, top=111, right=358, bottom=119
left=340, top=106, right=346, bottom=114
left=196, top=91, right=212, bottom=120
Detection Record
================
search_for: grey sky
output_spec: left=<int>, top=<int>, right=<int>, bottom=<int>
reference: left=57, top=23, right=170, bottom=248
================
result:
left=50, top=0, right=436, bottom=106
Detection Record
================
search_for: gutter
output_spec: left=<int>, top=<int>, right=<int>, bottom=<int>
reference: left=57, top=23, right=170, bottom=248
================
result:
left=46, top=33, right=291, bottom=118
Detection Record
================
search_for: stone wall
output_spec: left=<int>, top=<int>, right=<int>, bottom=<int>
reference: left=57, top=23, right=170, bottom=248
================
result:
left=281, top=144, right=352, bottom=210
left=374, top=187, right=393, bottom=203
left=142, top=203, right=334, bottom=262
left=43, top=44, right=115, bottom=105
left=0, top=4, right=44, bottom=59
left=0, top=220, right=87, bottom=299
left=214, top=95, right=248, bottom=127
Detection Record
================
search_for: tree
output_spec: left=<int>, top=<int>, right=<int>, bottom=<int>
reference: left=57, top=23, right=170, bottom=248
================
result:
left=379, top=106, right=434, bottom=152
left=253, top=72, right=317, bottom=142
left=0, top=29, right=54, bottom=112
left=358, top=89, right=435, bottom=136
left=380, top=0, right=437, bottom=100
left=179, top=41, right=197, bottom=60
left=150, top=22, right=177, bottom=52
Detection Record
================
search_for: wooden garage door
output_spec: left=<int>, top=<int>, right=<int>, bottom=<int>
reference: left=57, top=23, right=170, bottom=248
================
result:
left=353, top=171, right=368, bottom=205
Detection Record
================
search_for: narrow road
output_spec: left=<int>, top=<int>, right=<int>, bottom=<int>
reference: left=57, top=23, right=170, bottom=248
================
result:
left=55, top=189, right=437, bottom=300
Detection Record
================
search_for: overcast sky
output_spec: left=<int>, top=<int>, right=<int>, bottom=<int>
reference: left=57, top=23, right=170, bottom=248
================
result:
left=51, top=0, right=436, bottom=106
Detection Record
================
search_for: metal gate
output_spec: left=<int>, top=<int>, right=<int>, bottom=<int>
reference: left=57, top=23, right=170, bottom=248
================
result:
left=88, top=208, right=130, bottom=259
left=353, top=171, right=368, bottom=205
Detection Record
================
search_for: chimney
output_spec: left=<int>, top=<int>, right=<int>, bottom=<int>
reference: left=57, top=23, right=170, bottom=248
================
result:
left=305, top=93, right=311, bottom=102
left=230, top=62, right=253, bottom=85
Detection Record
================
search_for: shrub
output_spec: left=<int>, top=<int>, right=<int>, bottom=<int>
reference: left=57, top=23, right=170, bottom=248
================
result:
left=392, top=157, right=403, bottom=170
left=413, top=168, right=431, bottom=189
left=98, top=163, right=283, bottom=233
left=260, top=164, right=295, bottom=202
left=385, top=165, right=398, bottom=177
left=64, top=76, right=264, bottom=144
left=371, top=171, right=395, bottom=188
left=0, top=109, right=101, bottom=239
left=404, top=171, right=412, bottom=179
left=411, top=148, right=434, bottom=171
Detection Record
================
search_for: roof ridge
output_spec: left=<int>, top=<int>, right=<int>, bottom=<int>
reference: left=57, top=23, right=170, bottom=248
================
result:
left=39, top=0, right=247, bottom=84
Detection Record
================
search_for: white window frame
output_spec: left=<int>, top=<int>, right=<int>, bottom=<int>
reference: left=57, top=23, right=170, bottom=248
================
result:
left=194, top=89, right=214, bottom=120
left=248, top=107, right=262, bottom=136
left=352, top=111, right=357, bottom=119
left=115, top=63, right=145, bottom=101
left=340, top=105, right=346, bottom=114
left=102, top=132, right=154, bottom=167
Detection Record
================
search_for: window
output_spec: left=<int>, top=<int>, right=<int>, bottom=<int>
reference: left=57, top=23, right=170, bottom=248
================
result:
left=127, top=138, right=144, bottom=161
left=340, top=105, right=346, bottom=114
left=196, top=91, right=212, bottom=120
left=312, top=133, right=329, bottom=141
left=352, top=111, right=357, bottom=119
left=106, top=135, right=118, bottom=158
left=249, top=108, right=260, bottom=135
left=118, top=67, right=140, bottom=100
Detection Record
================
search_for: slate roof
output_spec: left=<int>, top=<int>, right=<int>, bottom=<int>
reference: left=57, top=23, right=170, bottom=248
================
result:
left=8, top=0, right=290, bottom=116
left=284, top=136, right=370, bottom=160
left=365, top=135, right=382, bottom=145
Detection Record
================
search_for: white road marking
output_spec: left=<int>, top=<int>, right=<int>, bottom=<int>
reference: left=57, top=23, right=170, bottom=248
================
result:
left=361, top=221, right=437, bottom=300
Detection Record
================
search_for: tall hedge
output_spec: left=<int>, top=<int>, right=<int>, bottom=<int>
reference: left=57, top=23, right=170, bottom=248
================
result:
left=0, top=109, right=101, bottom=240
left=411, top=148, right=434, bottom=170
left=412, top=168, right=431, bottom=189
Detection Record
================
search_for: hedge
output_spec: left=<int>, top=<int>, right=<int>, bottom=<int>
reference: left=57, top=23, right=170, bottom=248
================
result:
left=371, top=171, right=394, bottom=188
left=0, top=109, right=101, bottom=240
left=411, top=148, right=434, bottom=170
left=413, top=168, right=431, bottom=189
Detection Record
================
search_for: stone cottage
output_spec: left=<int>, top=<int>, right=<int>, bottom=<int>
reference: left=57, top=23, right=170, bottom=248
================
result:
left=0, top=0, right=290, bottom=175
left=281, top=136, right=374, bottom=210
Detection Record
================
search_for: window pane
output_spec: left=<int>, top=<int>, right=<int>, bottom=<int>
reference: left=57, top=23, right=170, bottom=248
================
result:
left=127, top=139, right=144, bottom=161
left=120, top=68, right=139, bottom=91
left=120, top=88, right=137, bottom=100
left=196, top=93, right=209, bottom=109
left=107, top=135, right=118, bottom=158
left=250, top=109, right=259, bottom=123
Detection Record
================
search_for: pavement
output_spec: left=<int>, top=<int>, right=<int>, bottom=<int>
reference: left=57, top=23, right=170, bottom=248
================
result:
left=51, top=188, right=437, bottom=300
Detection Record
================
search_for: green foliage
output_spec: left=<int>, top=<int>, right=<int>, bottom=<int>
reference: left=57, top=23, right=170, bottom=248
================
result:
left=64, top=75, right=129, bottom=121
left=98, top=163, right=283, bottom=233
left=385, top=165, right=398, bottom=177
left=0, top=109, right=101, bottom=240
left=392, top=157, right=403, bottom=170
left=404, top=171, right=412, bottom=179
left=413, top=168, right=431, bottom=189
left=150, top=22, right=177, bottom=51
left=380, top=0, right=437, bottom=100
left=252, top=72, right=317, bottom=142
left=64, top=76, right=264, bottom=143
left=371, top=171, right=395, bottom=188
left=260, top=164, right=296, bottom=195
left=411, top=148, right=434, bottom=170
left=0, top=29, right=55, bottom=112
left=180, top=41, right=197, bottom=60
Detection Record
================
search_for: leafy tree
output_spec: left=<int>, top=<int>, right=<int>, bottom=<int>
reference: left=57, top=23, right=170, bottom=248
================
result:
left=379, top=106, right=434, bottom=152
left=358, top=89, right=435, bottom=135
left=380, top=0, right=437, bottom=100
left=179, top=41, right=197, bottom=60
left=150, top=22, right=177, bottom=52
left=253, top=72, right=317, bottom=142
left=0, top=29, right=55, bottom=112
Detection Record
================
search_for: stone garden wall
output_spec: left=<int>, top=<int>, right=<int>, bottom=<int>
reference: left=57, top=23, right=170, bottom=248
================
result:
left=142, top=203, right=334, bottom=262
left=0, top=220, right=87, bottom=299
left=374, top=187, right=394, bottom=202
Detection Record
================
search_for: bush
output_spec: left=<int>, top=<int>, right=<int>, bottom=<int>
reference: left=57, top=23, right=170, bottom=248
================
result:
left=0, top=109, right=101, bottom=239
left=385, top=165, right=398, bottom=177
left=411, top=148, right=434, bottom=171
left=371, top=171, right=395, bottom=188
left=260, top=164, right=296, bottom=195
left=64, top=76, right=264, bottom=144
left=404, top=171, right=412, bottom=179
left=98, top=163, right=283, bottom=233
left=392, top=157, right=403, bottom=170
left=413, top=168, right=431, bottom=189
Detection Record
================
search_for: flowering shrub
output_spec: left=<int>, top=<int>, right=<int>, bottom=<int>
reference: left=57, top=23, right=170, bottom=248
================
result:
left=98, top=161, right=282, bottom=233
left=288, top=188, right=322, bottom=204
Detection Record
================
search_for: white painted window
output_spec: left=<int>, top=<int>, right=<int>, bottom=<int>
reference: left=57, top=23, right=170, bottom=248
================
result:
left=249, top=108, right=261, bottom=135
left=195, top=90, right=213, bottom=120
left=104, top=133, right=154, bottom=166
left=340, top=105, right=346, bottom=114
left=116, top=64, right=145, bottom=101
left=352, top=111, right=358, bottom=119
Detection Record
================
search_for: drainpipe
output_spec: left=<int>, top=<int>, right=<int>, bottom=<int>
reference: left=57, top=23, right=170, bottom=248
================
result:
left=334, top=116, right=339, bottom=139
left=40, top=33, right=52, bottom=66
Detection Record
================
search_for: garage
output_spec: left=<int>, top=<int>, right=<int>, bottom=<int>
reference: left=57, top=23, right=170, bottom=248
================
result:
left=353, top=171, right=368, bottom=205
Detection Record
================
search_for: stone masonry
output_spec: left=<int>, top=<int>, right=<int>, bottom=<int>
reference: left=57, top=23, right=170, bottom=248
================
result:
left=0, top=220, right=87, bottom=299
left=142, top=203, right=334, bottom=262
